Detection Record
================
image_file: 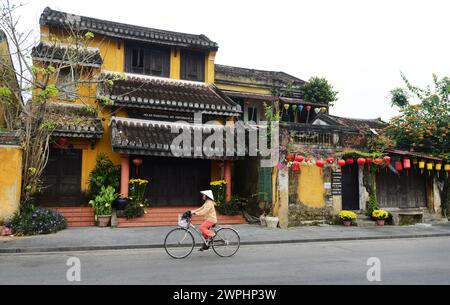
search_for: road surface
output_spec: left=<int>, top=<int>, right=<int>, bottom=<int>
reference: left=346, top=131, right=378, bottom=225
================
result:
left=1, top=237, right=449, bottom=284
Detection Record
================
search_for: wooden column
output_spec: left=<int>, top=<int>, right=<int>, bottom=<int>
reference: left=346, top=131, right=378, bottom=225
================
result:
left=120, top=154, right=130, bottom=198
left=224, top=160, right=232, bottom=202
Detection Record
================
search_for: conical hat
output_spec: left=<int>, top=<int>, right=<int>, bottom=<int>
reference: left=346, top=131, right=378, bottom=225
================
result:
left=200, top=190, right=214, bottom=201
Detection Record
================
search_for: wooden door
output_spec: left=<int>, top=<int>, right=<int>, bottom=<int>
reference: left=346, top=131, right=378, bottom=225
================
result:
left=376, top=168, right=426, bottom=208
left=40, top=148, right=82, bottom=205
left=342, top=163, right=360, bottom=210
left=133, top=157, right=211, bottom=206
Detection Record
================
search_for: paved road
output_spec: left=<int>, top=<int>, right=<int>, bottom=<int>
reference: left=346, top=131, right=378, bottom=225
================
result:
left=1, top=237, right=449, bottom=285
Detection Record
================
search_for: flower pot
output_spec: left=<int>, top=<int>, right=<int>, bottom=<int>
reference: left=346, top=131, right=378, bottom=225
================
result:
left=266, top=216, right=279, bottom=229
left=260, top=215, right=267, bottom=226
left=113, top=198, right=129, bottom=211
left=342, top=220, right=352, bottom=227
left=97, top=215, right=111, bottom=227
left=376, top=220, right=385, bottom=226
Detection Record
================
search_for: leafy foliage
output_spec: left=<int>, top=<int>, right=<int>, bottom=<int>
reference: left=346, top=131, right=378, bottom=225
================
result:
left=217, top=197, right=246, bottom=216
left=88, top=186, right=118, bottom=216
left=89, top=154, right=120, bottom=197
left=366, top=193, right=378, bottom=218
left=385, top=74, right=450, bottom=160
left=8, top=205, right=66, bottom=236
left=122, top=201, right=145, bottom=219
left=302, top=77, right=338, bottom=106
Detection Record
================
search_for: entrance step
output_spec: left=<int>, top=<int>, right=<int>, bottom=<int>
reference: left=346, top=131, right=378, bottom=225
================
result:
left=117, top=206, right=247, bottom=228
left=47, top=207, right=95, bottom=227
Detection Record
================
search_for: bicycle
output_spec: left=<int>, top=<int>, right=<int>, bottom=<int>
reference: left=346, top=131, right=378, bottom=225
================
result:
left=164, top=212, right=240, bottom=259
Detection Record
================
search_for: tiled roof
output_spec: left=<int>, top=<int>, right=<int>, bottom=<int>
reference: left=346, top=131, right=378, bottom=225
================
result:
left=98, top=72, right=242, bottom=116
left=385, top=149, right=443, bottom=162
left=314, top=113, right=386, bottom=130
left=215, top=65, right=305, bottom=98
left=110, top=117, right=243, bottom=159
left=0, top=130, right=21, bottom=146
left=45, top=103, right=104, bottom=139
left=40, top=7, right=218, bottom=51
left=32, top=41, right=103, bottom=67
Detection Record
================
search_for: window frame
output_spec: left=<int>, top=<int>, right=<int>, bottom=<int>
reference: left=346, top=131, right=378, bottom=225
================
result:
left=180, top=50, right=205, bottom=82
left=125, top=41, right=171, bottom=77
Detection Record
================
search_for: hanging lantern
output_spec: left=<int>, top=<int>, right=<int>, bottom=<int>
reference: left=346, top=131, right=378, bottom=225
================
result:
left=284, top=104, right=290, bottom=111
left=57, top=137, right=68, bottom=147
left=298, top=105, right=304, bottom=112
left=306, top=105, right=312, bottom=112
left=295, top=155, right=304, bottom=163
left=403, top=158, right=411, bottom=176
left=383, top=156, right=391, bottom=166
left=292, top=161, right=301, bottom=172
left=426, top=162, right=434, bottom=176
left=132, top=158, right=143, bottom=176
left=314, top=108, right=320, bottom=114
left=337, top=159, right=346, bottom=168
left=374, top=158, right=383, bottom=173
left=395, top=161, right=403, bottom=172
left=286, top=153, right=295, bottom=162
left=435, top=163, right=442, bottom=171
left=357, top=158, right=366, bottom=166
left=292, top=105, right=297, bottom=111
left=326, top=157, right=335, bottom=165
left=412, top=158, right=418, bottom=168
left=320, top=107, right=327, bottom=113
left=445, top=164, right=450, bottom=177
left=316, top=160, right=325, bottom=167
left=346, top=158, right=354, bottom=165
left=419, top=160, right=425, bottom=174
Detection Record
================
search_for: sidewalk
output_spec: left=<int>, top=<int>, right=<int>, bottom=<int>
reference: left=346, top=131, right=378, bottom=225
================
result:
left=1, top=223, right=450, bottom=254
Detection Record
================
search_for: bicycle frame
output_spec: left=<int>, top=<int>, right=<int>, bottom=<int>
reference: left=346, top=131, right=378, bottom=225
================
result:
left=180, top=218, right=218, bottom=244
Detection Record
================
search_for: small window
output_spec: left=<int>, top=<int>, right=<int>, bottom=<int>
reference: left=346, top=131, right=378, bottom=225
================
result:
left=247, top=107, right=258, bottom=123
left=125, top=42, right=170, bottom=77
left=57, top=67, right=79, bottom=101
left=180, top=51, right=205, bottom=82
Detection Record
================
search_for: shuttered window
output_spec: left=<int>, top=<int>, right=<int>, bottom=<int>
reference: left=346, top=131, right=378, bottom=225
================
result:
left=258, top=167, right=273, bottom=201
left=125, top=42, right=170, bottom=77
left=180, top=50, right=205, bottom=82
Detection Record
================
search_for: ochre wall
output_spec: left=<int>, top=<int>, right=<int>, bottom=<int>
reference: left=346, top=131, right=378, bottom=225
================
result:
left=0, top=147, right=22, bottom=222
left=297, top=165, right=325, bottom=208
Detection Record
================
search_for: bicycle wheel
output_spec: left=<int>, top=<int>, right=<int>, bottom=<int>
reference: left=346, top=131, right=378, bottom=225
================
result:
left=212, top=227, right=240, bottom=257
left=164, top=228, right=195, bottom=259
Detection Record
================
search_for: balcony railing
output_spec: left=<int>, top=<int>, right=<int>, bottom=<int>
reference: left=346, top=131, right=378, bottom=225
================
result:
left=280, top=122, right=365, bottom=148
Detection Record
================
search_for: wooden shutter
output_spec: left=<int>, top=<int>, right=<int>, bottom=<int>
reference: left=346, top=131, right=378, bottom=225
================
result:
left=180, top=51, right=205, bottom=82
left=258, top=167, right=273, bottom=201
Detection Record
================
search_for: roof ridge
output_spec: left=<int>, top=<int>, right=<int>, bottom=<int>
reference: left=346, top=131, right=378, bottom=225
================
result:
left=40, top=7, right=218, bottom=50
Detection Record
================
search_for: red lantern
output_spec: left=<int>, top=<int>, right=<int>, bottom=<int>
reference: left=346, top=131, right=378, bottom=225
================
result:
left=374, top=158, right=383, bottom=173
left=326, top=157, right=335, bottom=165
left=357, top=158, right=366, bottom=166
left=57, top=137, right=68, bottom=147
left=403, top=158, right=411, bottom=176
left=292, top=161, right=301, bottom=172
left=384, top=156, right=391, bottom=166
left=316, top=160, right=325, bottom=168
left=295, top=155, right=304, bottom=163
left=346, top=158, right=354, bottom=165
left=306, top=105, right=312, bottom=112
left=286, top=154, right=295, bottom=162
left=366, top=158, right=373, bottom=165
left=395, top=161, right=403, bottom=172
left=337, top=159, right=346, bottom=167
left=133, top=158, right=143, bottom=176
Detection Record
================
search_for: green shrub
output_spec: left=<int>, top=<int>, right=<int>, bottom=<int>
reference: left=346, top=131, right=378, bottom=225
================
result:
left=89, top=154, right=120, bottom=198
left=366, top=193, right=378, bottom=218
left=88, top=186, right=118, bottom=216
left=122, top=200, right=145, bottom=219
left=8, top=205, right=66, bottom=236
left=217, top=197, right=245, bottom=216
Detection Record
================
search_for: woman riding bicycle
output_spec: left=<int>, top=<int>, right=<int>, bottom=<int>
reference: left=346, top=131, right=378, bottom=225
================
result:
left=192, top=190, right=217, bottom=251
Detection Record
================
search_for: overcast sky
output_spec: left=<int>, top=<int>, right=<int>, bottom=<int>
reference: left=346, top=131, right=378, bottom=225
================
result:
left=15, top=0, right=450, bottom=120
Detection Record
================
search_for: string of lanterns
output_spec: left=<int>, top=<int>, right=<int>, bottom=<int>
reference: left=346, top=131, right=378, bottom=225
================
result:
left=281, top=104, right=328, bottom=123
left=281, top=153, right=450, bottom=178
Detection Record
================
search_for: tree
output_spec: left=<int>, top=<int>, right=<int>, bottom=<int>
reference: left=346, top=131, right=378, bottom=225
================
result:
left=0, top=1, right=122, bottom=207
left=302, top=76, right=338, bottom=106
left=385, top=73, right=450, bottom=216
left=385, top=73, right=450, bottom=160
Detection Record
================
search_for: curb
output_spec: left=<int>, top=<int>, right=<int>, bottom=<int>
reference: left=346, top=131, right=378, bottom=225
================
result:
left=1, top=232, right=450, bottom=254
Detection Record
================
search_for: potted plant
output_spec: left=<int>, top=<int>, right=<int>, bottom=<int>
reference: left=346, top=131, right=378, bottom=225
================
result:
left=339, top=211, right=357, bottom=226
left=113, top=197, right=129, bottom=217
left=372, top=209, right=389, bottom=226
left=89, top=186, right=118, bottom=227
left=265, top=213, right=279, bottom=229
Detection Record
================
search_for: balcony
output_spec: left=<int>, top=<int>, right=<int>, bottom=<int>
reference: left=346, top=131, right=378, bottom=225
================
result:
left=280, top=122, right=366, bottom=148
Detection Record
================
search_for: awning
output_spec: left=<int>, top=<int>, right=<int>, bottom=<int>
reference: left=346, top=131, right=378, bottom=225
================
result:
left=110, top=117, right=247, bottom=160
left=98, top=72, right=242, bottom=117
left=385, top=149, right=443, bottom=162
